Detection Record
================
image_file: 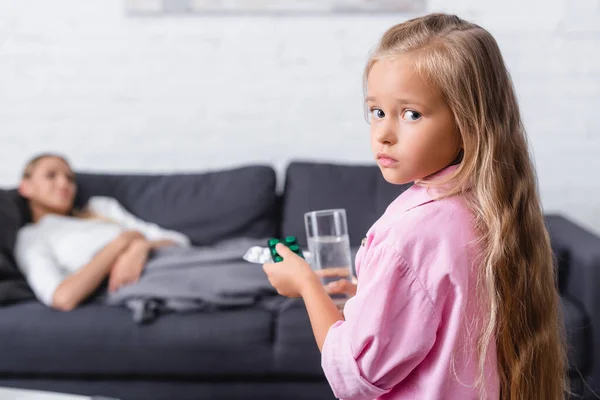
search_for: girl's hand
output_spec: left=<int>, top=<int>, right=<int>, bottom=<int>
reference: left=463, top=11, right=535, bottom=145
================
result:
left=317, top=268, right=358, bottom=297
left=263, top=244, right=318, bottom=298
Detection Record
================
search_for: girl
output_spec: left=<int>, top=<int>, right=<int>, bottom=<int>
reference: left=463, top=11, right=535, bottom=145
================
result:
left=263, top=13, right=566, bottom=400
left=15, top=153, right=190, bottom=311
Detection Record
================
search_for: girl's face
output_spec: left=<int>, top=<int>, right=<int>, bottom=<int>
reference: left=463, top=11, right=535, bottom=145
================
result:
left=367, top=55, right=461, bottom=185
left=19, top=157, right=77, bottom=215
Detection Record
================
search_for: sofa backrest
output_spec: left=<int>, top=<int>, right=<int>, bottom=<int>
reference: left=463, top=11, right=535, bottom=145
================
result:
left=74, top=165, right=278, bottom=246
left=280, top=162, right=410, bottom=247
left=0, top=161, right=577, bottom=307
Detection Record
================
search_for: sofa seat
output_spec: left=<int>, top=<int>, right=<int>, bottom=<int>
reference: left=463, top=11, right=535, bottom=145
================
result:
left=273, top=299, right=322, bottom=377
left=273, top=295, right=592, bottom=377
left=0, top=301, right=276, bottom=377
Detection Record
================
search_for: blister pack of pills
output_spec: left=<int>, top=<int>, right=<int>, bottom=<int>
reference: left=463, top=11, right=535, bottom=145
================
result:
left=244, top=237, right=312, bottom=264
left=243, top=246, right=276, bottom=264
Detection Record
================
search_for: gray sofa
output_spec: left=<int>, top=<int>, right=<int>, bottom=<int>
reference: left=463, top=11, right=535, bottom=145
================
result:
left=0, top=161, right=597, bottom=400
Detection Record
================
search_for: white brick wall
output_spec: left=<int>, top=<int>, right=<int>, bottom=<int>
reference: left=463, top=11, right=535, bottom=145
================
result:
left=1, top=0, right=599, bottom=234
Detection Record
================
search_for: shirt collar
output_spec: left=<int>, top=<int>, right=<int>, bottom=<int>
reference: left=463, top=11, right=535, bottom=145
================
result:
left=394, top=164, right=460, bottom=212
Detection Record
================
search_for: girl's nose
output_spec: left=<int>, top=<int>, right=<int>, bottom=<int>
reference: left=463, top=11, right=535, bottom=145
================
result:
left=375, top=120, right=398, bottom=145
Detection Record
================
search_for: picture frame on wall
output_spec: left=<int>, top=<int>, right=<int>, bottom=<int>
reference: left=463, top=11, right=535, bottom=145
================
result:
left=125, top=0, right=425, bottom=15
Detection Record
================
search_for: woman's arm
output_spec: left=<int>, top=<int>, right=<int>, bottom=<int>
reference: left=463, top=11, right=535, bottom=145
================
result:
left=88, top=197, right=191, bottom=247
left=51, top=231, right=142, bottom=311
left=108, top=238, right=151, bottom=292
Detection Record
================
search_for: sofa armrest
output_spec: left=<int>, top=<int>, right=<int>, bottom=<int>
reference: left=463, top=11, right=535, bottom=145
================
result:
left=546, top=214, right=600, bottom=388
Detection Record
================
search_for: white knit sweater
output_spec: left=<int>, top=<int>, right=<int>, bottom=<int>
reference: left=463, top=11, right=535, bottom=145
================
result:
left=15, top=196, right=190, bottom=306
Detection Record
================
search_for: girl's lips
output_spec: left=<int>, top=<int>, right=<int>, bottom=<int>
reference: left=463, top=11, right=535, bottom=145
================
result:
left=378, top=157, right=398, bottom=167
left=376, top=153, right=398, bottom=167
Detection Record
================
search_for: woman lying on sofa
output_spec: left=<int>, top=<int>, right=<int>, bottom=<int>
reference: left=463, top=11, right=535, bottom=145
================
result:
left=14, top=153, right=191, bottom=311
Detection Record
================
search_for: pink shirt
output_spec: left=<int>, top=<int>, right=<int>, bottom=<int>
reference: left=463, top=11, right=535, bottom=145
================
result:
left=321, top=166, right=500, bottom=400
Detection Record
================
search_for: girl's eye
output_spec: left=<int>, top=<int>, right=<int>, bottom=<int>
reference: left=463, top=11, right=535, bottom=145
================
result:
left=370, top=108, right=385, bottom=120
left=402, top=109, right=422, bottom=121
left=46, top=172, right=56, bottom=179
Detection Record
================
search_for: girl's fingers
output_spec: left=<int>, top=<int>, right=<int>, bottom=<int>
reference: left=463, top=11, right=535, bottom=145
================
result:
left=275, top=243, right=295, bottom=258
left=315, top=267, right=351, bottom=278
left=325, top=279, right=357, bottom=295
left=325, top=280, right=345, bottom=293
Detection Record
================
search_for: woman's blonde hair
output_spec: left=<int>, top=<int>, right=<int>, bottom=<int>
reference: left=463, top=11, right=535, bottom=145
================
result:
left=365, top=14, right=567, bottom=399
left=21, top=153, right=100, bottom=220
left=22, top=153, right=71, bottom=180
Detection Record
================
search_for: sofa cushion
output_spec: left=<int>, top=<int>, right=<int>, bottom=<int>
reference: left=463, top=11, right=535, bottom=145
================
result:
left=0, top=253, right=34, bottom=306
left=0, top=301, right=277, bottom=377
left=562, top=295, right=592, bottom=376
left=281, top=162, right=410, bottom=247
left=0, top=190, right=34, bottom=305
left=552, top=243, right=570, bottom=294
left=273, top=296, right=591, bottom=378
left=0, top=190, right=20, bottom=252
left=73, top=165, right=278, bottom=246
left=273, top=299, right=324, bottom=378
left=548, top=227, right=570, bottom=294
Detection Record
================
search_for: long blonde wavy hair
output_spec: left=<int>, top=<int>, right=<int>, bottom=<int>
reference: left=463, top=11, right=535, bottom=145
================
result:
left=365, top=13, right=567, bottom=399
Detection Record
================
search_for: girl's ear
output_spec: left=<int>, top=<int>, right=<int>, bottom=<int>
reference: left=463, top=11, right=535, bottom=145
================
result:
left=18, top=180, right=33, bottom=199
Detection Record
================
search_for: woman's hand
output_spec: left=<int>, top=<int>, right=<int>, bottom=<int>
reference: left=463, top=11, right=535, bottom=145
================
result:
left=316, top=268, right=358, bottom=297
left=118, top=230, right=145, bottom=247
left=263, top=244, right=318, bottom=298
left=51, top=233, right=142, bottom=311
left=109, top=239, right=150, bottom=292
left=149, top=239, right=178, bottom=249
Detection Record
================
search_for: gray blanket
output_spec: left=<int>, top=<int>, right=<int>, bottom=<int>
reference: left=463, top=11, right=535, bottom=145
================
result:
left=104, top=238, right=279, bottom=323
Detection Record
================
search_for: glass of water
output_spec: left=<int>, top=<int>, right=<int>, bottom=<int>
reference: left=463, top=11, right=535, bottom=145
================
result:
left=304, top=209, right=353, bottom=303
